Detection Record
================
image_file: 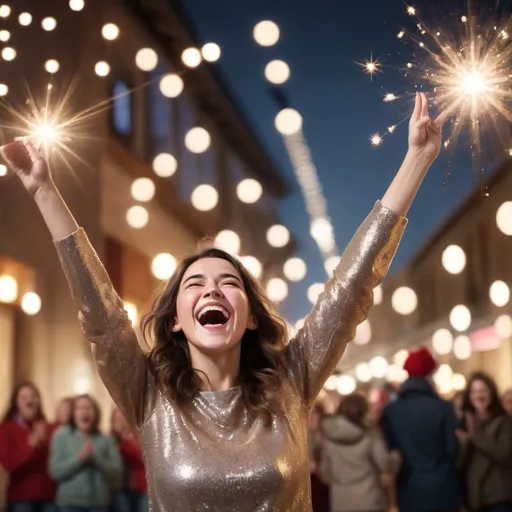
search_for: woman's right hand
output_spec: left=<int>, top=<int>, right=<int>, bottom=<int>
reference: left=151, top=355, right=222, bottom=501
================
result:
left=0, top=138, right=52, bottom=196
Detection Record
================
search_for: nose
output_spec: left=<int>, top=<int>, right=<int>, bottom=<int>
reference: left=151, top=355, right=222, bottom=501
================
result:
left=203, top=284, right=224, bottom=299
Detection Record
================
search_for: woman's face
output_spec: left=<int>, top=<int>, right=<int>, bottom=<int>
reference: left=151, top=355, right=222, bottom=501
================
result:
left=73, top=397, right=96, bottom=432
left=16, top=386, right=40, bottom=421
left=469, top=379, right=491, bottom=413
left=502, top=391, right=512, bottom=416
left=56, top=399, right=72, bottom=425
left=174, top=257, right=257, bottom=357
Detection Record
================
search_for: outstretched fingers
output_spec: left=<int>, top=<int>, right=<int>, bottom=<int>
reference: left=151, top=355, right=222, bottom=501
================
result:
left=412, top=92, right=421, bottom=120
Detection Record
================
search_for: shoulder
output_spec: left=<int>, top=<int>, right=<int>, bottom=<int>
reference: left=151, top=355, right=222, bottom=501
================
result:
left=53, top=426, right=73, bottom=441
left=0, top=420, right=20, bottom=436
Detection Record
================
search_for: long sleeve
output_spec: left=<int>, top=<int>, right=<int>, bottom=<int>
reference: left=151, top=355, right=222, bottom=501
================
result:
left=92, top=437, right=123, bottom=488
left=286, top=201, right=407, bottom=405
left=370, top=432, right=392, bottom=473
left=0, top=426, right=34, bottom=474
left=54, top=229, right=149, bottom=428
left=470, top=416, right=512, bottom=466
left=444, top=407, right=459, bottom=463
left=49, top=432, right=84, bottom=481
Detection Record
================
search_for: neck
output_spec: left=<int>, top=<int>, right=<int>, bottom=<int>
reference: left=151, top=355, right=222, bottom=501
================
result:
left=188, top=344, right=241, bottom=392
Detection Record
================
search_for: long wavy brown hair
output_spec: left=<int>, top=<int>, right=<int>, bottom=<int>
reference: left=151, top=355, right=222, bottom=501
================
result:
left=142, top=247, right=289, bottom=424
left=2, top=382, right=45, bottom=423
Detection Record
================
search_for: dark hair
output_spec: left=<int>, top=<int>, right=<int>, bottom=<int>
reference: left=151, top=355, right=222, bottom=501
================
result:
left=462, top=371, right=506, bottom=418
left=2, top=382, right=45, bottom=423
left=69, top=394, right=101, bottom=434
left=142, top=247, right=288, bottom=424
left=337, top=393, right=369, bottom=429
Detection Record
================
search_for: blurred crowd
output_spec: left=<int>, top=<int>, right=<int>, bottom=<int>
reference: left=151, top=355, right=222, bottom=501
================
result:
left=309, top=347, right=512, bottom=512
left=1, top=346, right=512, bottom=512
left=0, top=386, right=146, bottom=512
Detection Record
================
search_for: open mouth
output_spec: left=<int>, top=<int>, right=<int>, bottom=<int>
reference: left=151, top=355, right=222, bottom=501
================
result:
left=196, top=304, right=230, bottom=328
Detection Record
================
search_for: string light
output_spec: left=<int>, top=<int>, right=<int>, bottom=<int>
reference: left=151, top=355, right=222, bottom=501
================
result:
left=69, top=0, right=85, bottom=11
left=152, top=153, right=177, bottom=177
left=2, top=47, right=16, bottom=61
left=190, top=184, right=218, bottom=211
left=0, top=29, right=9, bottom=41
left=94, top=61, right=110, bottom=77
left=181, top=48, right=202, bottom=68
left=102, top=23, right=119, bottom=40
left=18, top=12, right=32, bottom=26
left=44, top=59, right=60, bottom=73
left=41, top=17, right=57, bottom=31
left=159, top=74, right=183, bottom=98
left=0, top=5, right=10, bottom=18
left=253, top=20, right=280, bottom=47
left=201, top=43, right=221, bottom=62
left=135, top=48, right=158, bottom=71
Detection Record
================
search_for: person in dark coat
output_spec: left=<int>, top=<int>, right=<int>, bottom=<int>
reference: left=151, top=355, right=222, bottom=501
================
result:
left=381, top=346, right=461, bottom=512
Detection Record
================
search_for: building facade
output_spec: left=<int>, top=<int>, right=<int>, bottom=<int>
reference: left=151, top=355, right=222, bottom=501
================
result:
left=0, top=0, right=295, bottom=422
left=335, top=159, right=512, bottom=395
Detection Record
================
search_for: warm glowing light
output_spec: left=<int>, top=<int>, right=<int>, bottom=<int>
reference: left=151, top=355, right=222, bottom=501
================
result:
left=295, top=318, right=305, bottom=330
left=442, top=244, right=466, bottom=274
left=452, top=373, right=467, bottom=391
left=201, top=43, right=221, bottom=62
left=369, top=356, right=388, bottom=379
left=214, top=230, right=241, bottom=255
left=135, top=48, right=158, bottom=71
left=266, top=278, right=288, bottom=302
left=159, top=74, right=183, bottom=98
left=453, top=335, right=472, bottom=360
left=240, top=256, right=262, bottom=278
left=41, top=17, right=57, bottom=31
left=0, top=164, right=6, bottom=176
left=236, top=178, right=262, bottom=204
left=371, top=134, right=382, bottom=146
left=275, top=108, right=303, bottom=135
left=449, top=304, right=471, bottom=332
left=432, top=328, right=454, bottom=356
left=324, top=375, right=338, bottom=391
left=489, top=280, right=510, bottom=307
left=253, top=20, right=280, bottom=47
left=126, top=206, right=149, bottom=229
left=124, top=302, right=138, bottom=326
left=394, top=349, right=409, bottom=368
left=152, top=153, right=177, bottom=177
left=266, top=224, right=290, bottom=248
left=496, top=202, right=512, bottom=235
left=190, top=184, right=218, bottom=211
left=0, top=30, right=9, bottom=41
left=18, top=12, right=32, bottom=26
left=307, top=283, right=324, bottom=305
left=354, top=319, right=371, bottom=346
left=131, top=178, right=155, bottom=202
left=373, top=284, right=383, bottom=305
left=2, top=47, right=16, bottom=61
left=495, top=314, right=512, bottom=339
left=21, top=292, right=41, bottom=315
left=310, top=218, right=335, bottom=253
left=33, top=123, right=57, bottom=145
left=359, top=55, right=381, bottom=78
left=95, top=61, right=110, bottom=77
left=0, top=5, right=10, bottom=17
left=0, top=83, right=8, bottom=96
left=407, top=5, right=416, bottom=15
left=151, top=253, right=177, bottom=280
left=44, top=59, right=60, bottom=73
left=324, top=256, right=340, bottom=277
left=102, top=23, right=119, bottom=40
left=0, top=275, right=18, bottom=303
left=391, top=286, right=417, bottom=315
left=69, top=0, right=85, bottom=11
left=283, top=257, right=307, bottom=282
left=336, top=375, right=356, bottom=395
left=384, top=93, right=397, bottom=102
left=355, top=362, right=372, bottom=383
left=265, top=60, right=290, bottom=84
left=185, top=127, right=211, bottom=153
left=181, top=47, right=202, bottom=68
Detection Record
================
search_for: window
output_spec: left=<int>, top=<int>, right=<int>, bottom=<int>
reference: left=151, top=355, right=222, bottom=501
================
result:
left=112, top=80, right=132, bottom=137
left=148, top=65, right=174, bottom=157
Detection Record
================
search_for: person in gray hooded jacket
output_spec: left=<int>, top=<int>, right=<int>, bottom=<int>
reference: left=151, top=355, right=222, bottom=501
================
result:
left=319, top=394, right=399, bottom=512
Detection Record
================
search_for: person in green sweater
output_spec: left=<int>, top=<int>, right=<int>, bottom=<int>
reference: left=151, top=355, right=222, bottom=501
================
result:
left=49, top=394, right=122, bottom=512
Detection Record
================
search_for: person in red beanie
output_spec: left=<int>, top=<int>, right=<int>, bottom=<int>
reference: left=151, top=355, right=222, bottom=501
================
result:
left=380, top=347, right=461, bottom=512
left=0, top=382, right=56, bottom=512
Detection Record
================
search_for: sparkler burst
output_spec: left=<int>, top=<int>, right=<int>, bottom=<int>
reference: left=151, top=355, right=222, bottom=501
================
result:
left=367, top=1, right=512, bottom=169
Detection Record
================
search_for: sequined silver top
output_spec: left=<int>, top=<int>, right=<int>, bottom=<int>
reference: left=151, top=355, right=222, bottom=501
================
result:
left=54, top=201, right=406, bottom=512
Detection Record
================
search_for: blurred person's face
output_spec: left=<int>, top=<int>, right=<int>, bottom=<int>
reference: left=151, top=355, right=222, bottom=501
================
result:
left=16, top=385, right=41, bottom=421
left=73, top=397, right=96, bottom=432
left=56, top=399, right=72, bottom=425
left=469, top=379, right=491, bottom=413
left=502, top=391, right=512, bottom=416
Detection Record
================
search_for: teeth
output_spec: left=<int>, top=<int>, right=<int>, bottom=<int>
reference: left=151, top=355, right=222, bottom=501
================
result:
left=197, top=305, right=229, bottom=321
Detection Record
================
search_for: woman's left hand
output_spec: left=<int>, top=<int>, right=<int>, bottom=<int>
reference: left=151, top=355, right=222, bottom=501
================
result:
left=408, top=92, right=448, bottom=165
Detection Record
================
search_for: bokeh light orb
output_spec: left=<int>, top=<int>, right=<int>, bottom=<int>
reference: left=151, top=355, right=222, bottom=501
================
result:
left=336, top=375, right=356, bottom=395
left=324, top=255, right=340, bottom=277
left=131, top=177, right=155, bottom=202
left=21, top=292, right=41, bottom=315
left=369, top=356, right=388, bottom=379
left=307, top=283, right=324, bottom=305
left=373, top=284, right=383, bottom=305
left=41, top=17, right=57, bottom=31
left=240, top=255, right=262, bottom=278
left=181, top=47, right=202, bottom=68
left=264, top=60, right=290, bottom=84
left=355, top=362, right=372, bottom=383
left=159, top=74, right=183, bottom=98
left=266, top=224, right=290, bottom=248
left=102, top=23, right=119, bottom=40
left=2, top=47, right=16, bottom=61
left=151, top=253, right=177, bottom=280
left=283, top=257, right=307, bottom=282
left=253, top=20, right=280, bottom=46
left=489, top=280, right=510, bottom=307
left=214, top=230, right=241, bottom=255
left=495, top=314, right=512, bottom=339
left=353, top=319, right=371, bottom=346
left=275, top=108, right=302, bottom=135
left=45, top=59, right=60, bottom=73
left=496, top=202, right=512, bottom=235
left=0, top=84, right=8, bottom=96
left=69, top=0, right=85, bottom=11
left=391, top=286, right=417, bottom=315
left=201, top=43, right=221, bottom=62
left=135, top=48, right=158, bottom=71
left=449, top=304, right=471, bottom=332
left=152, top=153, right=177, bottom=177
left=432, top=328, right=454, bottom=356
left=94, top=61, right=110, bottom=77
left=18, top=12, right=32, bottom=26
left=453, top=335, right=472, bottom=360
left=266, top=278, right=288, bottom=302
left=236, top=178, right=262, bottom=204
left=190, top=184, right=218, bottom=211
left=126, top=206, right=149, bottom=229
left=0, top=275, right=18, bottom=303
left=185, top=127, right=211, bottom=153
left=442, top=245, right=466, bottom=274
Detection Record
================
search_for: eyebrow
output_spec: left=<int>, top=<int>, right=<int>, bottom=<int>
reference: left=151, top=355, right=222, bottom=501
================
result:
left=183, top=273, right=242, bottom=285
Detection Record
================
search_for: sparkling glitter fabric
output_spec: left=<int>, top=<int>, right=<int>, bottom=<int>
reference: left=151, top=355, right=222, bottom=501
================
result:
left=55, top=201, right=406, bottom=512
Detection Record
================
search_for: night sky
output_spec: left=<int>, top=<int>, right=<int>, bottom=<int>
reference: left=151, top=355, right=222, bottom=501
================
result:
left=182, top=0, right=501, bottom=323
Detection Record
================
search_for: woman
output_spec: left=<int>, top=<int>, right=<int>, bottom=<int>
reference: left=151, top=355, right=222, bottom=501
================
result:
left=0, top=382, right=56, bottom=512
left=111, top=409, right=147, bottom=512
left=457, top=372, right=512, bottom=512
left=1, top=93, right=446, bottom=510
left=320, top=394, right=398, bottom=512
left=49, top=394, right=122, bottom=512
left=54, top=398, right=74, bottom=429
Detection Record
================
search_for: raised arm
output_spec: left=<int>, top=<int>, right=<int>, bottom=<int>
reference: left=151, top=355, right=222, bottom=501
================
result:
left=0, top=139, right=149, bottom=428
left=286, top=93, right=448, bottom=405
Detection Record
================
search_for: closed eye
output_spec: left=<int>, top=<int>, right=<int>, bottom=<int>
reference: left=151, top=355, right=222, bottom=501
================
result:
left=223, top=281, right=240, bottom=287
